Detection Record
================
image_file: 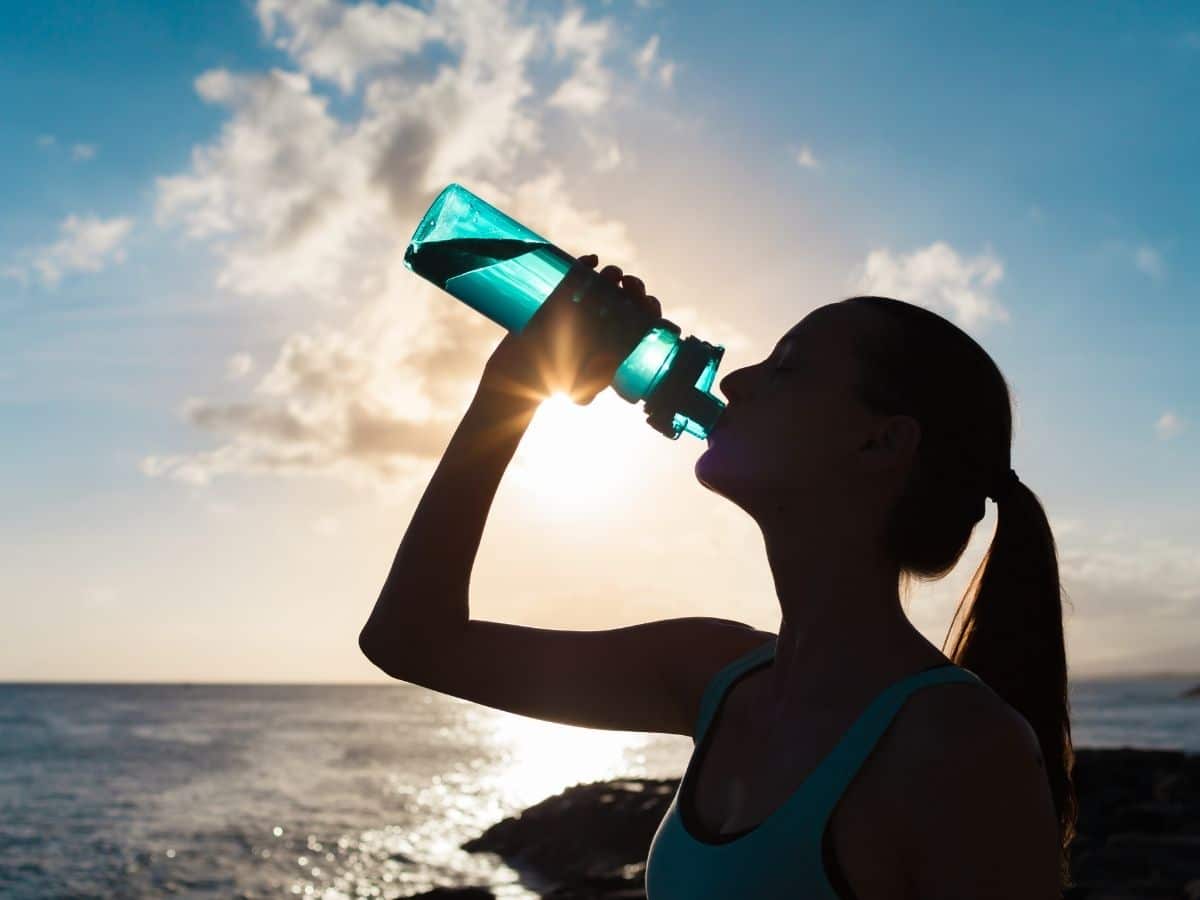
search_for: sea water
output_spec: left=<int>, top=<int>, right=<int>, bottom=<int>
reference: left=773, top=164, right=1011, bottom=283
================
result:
left=1, top=677, right=1197, bottom=898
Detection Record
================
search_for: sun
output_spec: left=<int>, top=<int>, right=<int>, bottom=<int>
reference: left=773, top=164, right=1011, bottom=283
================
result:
left=507, top=390, right=648, bottom=515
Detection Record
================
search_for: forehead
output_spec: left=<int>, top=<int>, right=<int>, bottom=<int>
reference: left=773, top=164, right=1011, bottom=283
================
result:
left=777, top=303, right=863, bottom=357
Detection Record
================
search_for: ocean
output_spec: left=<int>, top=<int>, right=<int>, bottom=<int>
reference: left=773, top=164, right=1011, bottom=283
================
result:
left=2, top=676, right=1197, bottom=899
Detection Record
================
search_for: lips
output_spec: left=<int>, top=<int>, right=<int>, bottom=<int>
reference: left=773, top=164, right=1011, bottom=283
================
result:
left=707, top=409, right=731, bottom=442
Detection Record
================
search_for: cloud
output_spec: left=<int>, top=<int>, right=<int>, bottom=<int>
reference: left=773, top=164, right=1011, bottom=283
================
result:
left=1052, top=517, right=1200, bottom=670
left=1155, top=410, right=1184, bottom=440
left=5, top=214, right=134, bottom=287
left=792, top=144, right=819, bottom=169
left=225, top=352, right=255, bottom=380
left=1134, top=244, right=1165, bottom=280
left=546, top=4, right=614, bottom=114
left=145, top=0, right=650, bottom=486
left=1059, top=529, right=1200, bottom=620
left=1179, top=31, right=1200, bottom=50
left=633, top=33, right=676, bottom=88
left=37, top=134, right=56, bottom=149
left=72, top=143, right=97, bottom=161
left=854, top=241, right=1008, bottom=329
left=256, top=0, right=445, bottom=93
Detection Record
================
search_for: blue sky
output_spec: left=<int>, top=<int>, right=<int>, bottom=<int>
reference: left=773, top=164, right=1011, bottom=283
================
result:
left=2, top=0, right=1198, bottom=681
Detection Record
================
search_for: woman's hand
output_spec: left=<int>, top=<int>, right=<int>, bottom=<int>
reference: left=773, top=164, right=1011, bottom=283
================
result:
left=479, top=253, right=661, bottom=406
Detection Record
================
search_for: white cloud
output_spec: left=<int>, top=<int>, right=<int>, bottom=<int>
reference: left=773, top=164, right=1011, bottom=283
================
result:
left=633, top=33, right=676, bottom=88
left=1049, top=516, right=1200, bottom=672
left=256, top=0, right=445, bottom=93
left=37, top=134, right=56, bottom=149
left=1134, top=244, right=1165, bottom=280
left=5, top=214, right=134, bottom=287
left=581, top=128, right=622, bottom=171
left=793, top=144, right=819, bottom=169
left=225, top=352, right=255, bottom=380
left=635, top=34, right=659, bottom=78
left=546, top=4, right=614, bottom=114
left=854, top=241, right=1008, bottom=329
left=1155, top=410, right=1184, bottom=440
left=145, top=0, right=649, bottom=486
left=72, top=143, right=97, bottom=161
left=1060, top=529, right=1200, bottom=620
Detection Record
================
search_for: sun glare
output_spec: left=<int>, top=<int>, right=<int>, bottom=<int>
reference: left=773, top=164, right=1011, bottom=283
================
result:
left=508, top=391, right=645, bottom=514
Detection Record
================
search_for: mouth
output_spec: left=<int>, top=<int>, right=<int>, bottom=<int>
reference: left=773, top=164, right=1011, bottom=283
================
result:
left=706, top=410, right=731, bottom=443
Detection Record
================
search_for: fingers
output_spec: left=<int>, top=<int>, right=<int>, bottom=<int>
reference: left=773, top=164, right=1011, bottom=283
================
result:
left=575, top=255, right=661, bottom=320
left=598, top=264, right=623, bottom=284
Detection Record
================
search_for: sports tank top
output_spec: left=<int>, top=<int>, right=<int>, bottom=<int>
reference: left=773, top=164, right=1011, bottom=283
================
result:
left=644, top=638, right=986, bottom=899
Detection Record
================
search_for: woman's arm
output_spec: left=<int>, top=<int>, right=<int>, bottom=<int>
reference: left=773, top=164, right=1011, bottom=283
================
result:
left=356, top=256, right=775, bottom=735
left=357, top=252, right=621, bottom=647
left=357, top=380, right=539, bottom=644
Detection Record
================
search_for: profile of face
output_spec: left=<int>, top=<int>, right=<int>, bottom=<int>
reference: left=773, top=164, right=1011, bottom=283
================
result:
left=694, top=301, right=920, bottom=532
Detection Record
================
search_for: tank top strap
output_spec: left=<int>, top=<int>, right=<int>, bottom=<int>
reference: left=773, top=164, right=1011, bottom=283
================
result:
left=692, top=639, right=776, bottom=742
left=798, top=664, right=988, bottom=831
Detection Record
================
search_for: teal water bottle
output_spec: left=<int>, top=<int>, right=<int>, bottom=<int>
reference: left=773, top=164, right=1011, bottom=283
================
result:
left=403, top=183, right=726, bottom=440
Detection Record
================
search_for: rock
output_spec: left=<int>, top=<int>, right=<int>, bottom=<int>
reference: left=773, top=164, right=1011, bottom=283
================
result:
left=462, top=779, right=675, bottom=895
left=405, top=889, right=496, bottom=900
left=1182, top=684, right=1200, bottom=698
left=457, top=750, right=1200, bottom=899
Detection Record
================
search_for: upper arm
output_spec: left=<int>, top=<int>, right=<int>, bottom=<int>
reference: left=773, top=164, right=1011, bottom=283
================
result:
left=360, top=616, right=775, bottom=736
left=896, top=694, right=1062, bottom=900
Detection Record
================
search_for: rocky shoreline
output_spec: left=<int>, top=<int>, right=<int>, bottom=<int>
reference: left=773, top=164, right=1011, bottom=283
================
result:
left=407, top=747, right=1199, bottom=899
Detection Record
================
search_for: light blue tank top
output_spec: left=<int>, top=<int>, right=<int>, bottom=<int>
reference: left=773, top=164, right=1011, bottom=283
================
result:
left=644, top=638, right=986, bottom=899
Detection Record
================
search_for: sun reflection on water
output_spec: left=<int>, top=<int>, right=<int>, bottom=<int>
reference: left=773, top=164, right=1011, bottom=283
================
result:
left=475, top=709, right=656, bottom=808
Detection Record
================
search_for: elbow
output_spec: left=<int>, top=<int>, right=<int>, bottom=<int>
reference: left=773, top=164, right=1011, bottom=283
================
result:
left=358, top=627, right=394, bottom=675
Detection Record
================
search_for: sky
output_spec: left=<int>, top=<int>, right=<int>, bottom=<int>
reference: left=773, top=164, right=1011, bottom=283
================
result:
left=2, top=0, right=1198, bottom=682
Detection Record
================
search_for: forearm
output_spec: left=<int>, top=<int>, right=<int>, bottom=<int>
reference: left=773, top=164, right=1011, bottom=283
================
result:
left=361, top=382, right=539, bottom=643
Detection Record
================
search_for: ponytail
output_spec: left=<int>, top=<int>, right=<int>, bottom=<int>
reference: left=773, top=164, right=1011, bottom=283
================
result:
left=843, top=295, right=1077, bottom=889
left=944, top=479, right=1077, bottom=888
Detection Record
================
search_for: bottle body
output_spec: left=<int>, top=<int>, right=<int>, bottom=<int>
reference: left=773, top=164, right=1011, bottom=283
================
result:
left=403, top=183, right=725, bottom=440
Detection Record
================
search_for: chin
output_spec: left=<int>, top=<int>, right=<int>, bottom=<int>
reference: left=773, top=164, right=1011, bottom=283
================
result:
left=694, top=446, right=739, bottom=498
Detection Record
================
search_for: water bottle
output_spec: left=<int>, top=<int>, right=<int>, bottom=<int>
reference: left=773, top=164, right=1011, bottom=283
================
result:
left=402, top=183, right=727, bottom=440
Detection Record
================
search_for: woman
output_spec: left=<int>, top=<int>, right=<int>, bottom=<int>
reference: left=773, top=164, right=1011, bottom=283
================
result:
left=359, top=253, right=1076, bottom=899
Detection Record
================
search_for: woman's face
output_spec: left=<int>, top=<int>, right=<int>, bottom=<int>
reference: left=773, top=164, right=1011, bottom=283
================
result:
left=694, top=302, right=898, bottom=524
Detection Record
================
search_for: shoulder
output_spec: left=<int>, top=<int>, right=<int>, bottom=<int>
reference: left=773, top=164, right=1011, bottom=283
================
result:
left=883, top=680, right=1062, bottom=898
left=895, top=675, right=1044, bottom=769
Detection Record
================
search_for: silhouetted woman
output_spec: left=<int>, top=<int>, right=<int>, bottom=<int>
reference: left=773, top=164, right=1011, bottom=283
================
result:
left=359, top=253, right=1076, bottom=899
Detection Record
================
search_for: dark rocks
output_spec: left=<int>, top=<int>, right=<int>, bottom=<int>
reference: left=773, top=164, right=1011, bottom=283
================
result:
left=1183, top=684, right=1200, bottom=699
left=463, top=778, right=677, bottom=895
left=459, top=749, right=1199, bottom=899
left=405, top=889, right=496, bottom=899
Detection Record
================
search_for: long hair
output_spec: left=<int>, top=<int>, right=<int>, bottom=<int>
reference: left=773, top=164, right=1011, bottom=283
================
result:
left=842, top=295, right=1076, bottom=888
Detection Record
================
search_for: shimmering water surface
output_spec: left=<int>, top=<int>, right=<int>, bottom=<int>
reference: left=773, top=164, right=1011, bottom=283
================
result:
left=2, top=676, right=1197, bottom=898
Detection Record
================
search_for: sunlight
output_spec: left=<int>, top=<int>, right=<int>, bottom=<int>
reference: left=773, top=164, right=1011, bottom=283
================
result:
left=507, top=391, right=644, bottom=515
left=482, top=712, right=652, bottom=809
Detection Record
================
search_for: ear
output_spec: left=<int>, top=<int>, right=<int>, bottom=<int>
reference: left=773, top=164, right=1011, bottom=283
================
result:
left=858, top=414, right=921, bottom=473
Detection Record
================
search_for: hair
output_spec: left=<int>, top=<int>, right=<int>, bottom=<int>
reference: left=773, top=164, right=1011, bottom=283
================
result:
left=840, top=295, right=1076, bottom=889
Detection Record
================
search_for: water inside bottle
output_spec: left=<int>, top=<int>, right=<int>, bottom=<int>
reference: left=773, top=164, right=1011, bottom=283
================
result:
left=404, top=237, right=576, bottom=333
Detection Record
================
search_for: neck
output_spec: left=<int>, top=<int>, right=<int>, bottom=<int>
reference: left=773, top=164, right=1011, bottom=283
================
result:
left=758, top=523, right=939, bottom=711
